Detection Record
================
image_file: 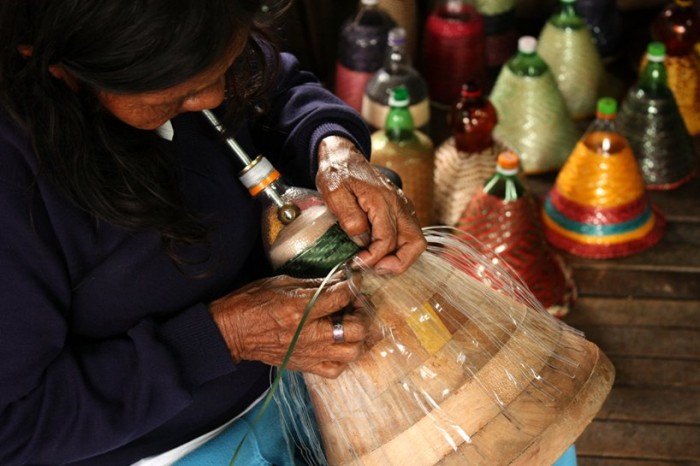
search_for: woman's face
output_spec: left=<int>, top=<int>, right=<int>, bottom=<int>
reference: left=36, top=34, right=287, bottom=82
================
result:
left=95, top=43, right=243, bottom=131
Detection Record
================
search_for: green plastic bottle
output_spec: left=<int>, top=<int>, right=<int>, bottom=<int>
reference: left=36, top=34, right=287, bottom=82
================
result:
left=617, top=42, right=697, bottom=189
left=637, top=42, right=671, bottom=97
left=384, top=86, right=417, bottom=142
left=549, top=0, right=587, bottom=30
left=507, top=35, right=549, bottom=77
left=537, top=0, right=605, bottom=119
left=482, top=151, right=526, bottom=201
left=371, top=86, right=435, bottom=226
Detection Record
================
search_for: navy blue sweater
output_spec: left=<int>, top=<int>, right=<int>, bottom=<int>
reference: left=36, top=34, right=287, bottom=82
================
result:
left=0, top=53, right=370, bottom=465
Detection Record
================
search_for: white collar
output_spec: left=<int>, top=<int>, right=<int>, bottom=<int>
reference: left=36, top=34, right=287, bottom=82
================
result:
left=154, top=120, right=174, bottom=141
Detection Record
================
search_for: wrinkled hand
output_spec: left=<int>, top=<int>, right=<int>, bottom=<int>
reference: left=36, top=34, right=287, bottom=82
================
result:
left=209, top=274, right=369, bottom=378
left=316, top=136, right=427, bottom=274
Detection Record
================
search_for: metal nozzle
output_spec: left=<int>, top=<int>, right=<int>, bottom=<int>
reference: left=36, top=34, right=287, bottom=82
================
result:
left=201, top=109, right=254, bottom=167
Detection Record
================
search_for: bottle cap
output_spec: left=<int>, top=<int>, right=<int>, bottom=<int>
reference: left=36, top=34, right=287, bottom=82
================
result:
left=388, top=27, right=406, bottom=47
left=596, top=97, right=618, bottom=118
left=496, top=152, right=520, bottom=175
left=518, top=36, right=537, bottom=54
left=239, top=155, right=280, bottom=196
left=561, top=0, right=576, bottom=3
left=361, top=0, right=379, bottom=5
left=647, top=42, right=666, bottom=62
left=388, top=86, right=410, bottom=107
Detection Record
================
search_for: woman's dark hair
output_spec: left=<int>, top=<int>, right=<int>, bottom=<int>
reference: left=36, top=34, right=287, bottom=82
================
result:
left=0, top=0, right=288, bottom=265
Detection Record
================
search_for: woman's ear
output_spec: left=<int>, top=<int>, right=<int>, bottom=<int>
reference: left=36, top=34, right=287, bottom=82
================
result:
left=18, top=44, right=79, bottom=91
left=47, top=63, right=79, bottom=91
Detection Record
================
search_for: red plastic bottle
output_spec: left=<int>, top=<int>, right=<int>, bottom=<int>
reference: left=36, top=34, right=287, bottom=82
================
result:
left=448, top=82, right=498, bottom=153
left=651, top=0, right=700, bottom=56
left=420, top=0, right=487, bottom=105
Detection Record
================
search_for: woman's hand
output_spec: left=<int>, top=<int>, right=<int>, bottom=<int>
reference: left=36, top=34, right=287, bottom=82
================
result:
left=209, top=274, right=369, bottom=378
left=315, top=136, right=426, bottom=275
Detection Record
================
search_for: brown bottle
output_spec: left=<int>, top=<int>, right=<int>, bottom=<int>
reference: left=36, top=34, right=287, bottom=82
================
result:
left=448, top=82, right=498, bottom=153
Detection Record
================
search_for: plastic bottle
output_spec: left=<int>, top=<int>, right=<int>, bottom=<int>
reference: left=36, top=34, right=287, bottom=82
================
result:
left=199, top=110, right=360, bottom=277
left=239, top=155, right=360, bottom=277
left=637, top=42, right=673, bottom=94
left=581, top=98, right=627, bottom=156
left=473, top=0, right=519, bottom=83
left=377, top=0, right=419, bottom=61
left=433, top=81, right=508, bottom=227
left=448, top=82, right=498, bottom=153
left=617, top=42, right=697, bottom=189
left=334, top=0, right=396, bottom=112
left=651, top=0, right=699, bottom=57
left=489, top=36, right=579, bottom=174
left=481, top=151, right=526, bottom=201
left=371, top=86, right=435, bottom=226
left=362, top=27, right=430, bottom=133
left=542, top=98, right=666, bottom=259
left=537, top=0, right=605, bottom=119
left=420, top=0, right=487, bottom=105
left=506, top=35, right=550, bottom=77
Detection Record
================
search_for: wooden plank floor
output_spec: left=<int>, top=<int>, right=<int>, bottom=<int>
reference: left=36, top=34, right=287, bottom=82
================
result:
left=527, top=140, right=700, bottom=465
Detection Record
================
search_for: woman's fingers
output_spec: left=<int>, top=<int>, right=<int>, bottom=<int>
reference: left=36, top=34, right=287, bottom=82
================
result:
left=210, top=273, right=372, bottom=377
left=315, top=136, right=426, bottom=273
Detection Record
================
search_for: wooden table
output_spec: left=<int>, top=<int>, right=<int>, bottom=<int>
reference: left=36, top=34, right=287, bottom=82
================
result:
left=526, top=139, right=700, bottom=465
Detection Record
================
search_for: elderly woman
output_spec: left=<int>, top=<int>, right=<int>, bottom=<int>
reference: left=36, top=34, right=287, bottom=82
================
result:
left=0, top=1, right=425, bottom=464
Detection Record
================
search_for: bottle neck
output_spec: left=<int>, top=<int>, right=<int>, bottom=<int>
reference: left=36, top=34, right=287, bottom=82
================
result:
left=583, top=114, right=627, bottom=155
left=353, top=1, right=392, bottom=27
left=385, top=105, right=416, bottom=142
left=385, top=43, right=410, bottom=72
left=357, top=1, right=377, bottom=16
left=239, top=157, right=300, bottom=224
left=639, top=59, right=668, bottom=93
left=483, top=168, right=525, bottom=201
left=591, top=113, right=617, bottom=132
left=550, top=2, right=586, bottom=29
left=451, top=92, right=497, bottom=152
left=507, top=50, right=549, bottom=77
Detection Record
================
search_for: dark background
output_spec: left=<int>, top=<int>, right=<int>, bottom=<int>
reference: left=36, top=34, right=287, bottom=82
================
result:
left=273, top=0, right=675, bottom=93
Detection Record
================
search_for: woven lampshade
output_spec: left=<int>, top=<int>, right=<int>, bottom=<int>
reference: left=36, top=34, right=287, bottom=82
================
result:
left=489, top=64, right=579, bottom=174
left=277, top=228, right=612, bottom=465
left=433, top=137, right=511, bottom=226
left=537, top=20, right=606, bottom=120
left=542, top=131, right=666, bottom=259
left=618, top=81, right=697, bottom=190
left=457, top=175, right=575, bottom=317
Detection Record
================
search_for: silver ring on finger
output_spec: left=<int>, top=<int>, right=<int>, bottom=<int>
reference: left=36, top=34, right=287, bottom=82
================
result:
left=331, top=312, right=345, bottom=344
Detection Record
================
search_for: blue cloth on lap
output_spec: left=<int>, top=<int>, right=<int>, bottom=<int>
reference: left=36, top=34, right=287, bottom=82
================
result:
left=173, top=396, right=297, bottom=466
left=553, top=444, right=578, bottom=466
